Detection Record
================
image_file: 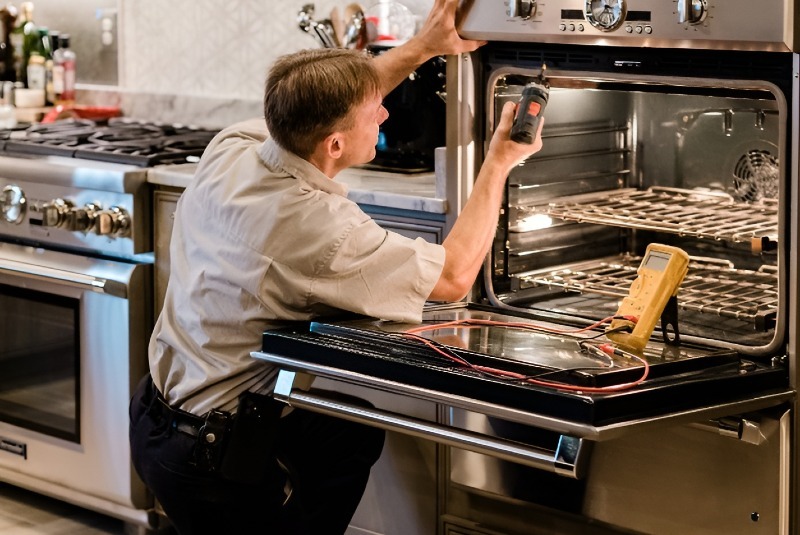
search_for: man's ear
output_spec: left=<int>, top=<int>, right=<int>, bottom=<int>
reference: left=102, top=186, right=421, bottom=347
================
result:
left=323, top=131, right=345, bottom=160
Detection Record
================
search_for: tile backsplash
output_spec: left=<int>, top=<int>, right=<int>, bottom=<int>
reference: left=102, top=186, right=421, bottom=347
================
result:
left=111, top=0, right=432, bottom=127
left=28, top=0, right=433, bottom=126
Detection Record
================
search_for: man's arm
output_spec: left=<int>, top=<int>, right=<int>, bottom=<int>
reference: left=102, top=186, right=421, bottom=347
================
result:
left=371, top=0, right=485, bottom=96
left=429, top=102, right=544, bottom=302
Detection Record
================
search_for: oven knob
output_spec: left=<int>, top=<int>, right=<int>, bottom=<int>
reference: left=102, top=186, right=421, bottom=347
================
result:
left=40, top=198, right=73, bottom=228
left=66, top=202, right=100, bottom=232
left=94, top=206, right=131, bottom=237
left=676, top=0, right=708, bottom=25
left=0, top=184, right=26, bottom=224
left=507, top=0, right=535, bottom=19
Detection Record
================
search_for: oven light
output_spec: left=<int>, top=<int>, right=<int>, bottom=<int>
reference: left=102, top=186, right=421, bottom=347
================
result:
left=518, top=213, right=554, bottom=231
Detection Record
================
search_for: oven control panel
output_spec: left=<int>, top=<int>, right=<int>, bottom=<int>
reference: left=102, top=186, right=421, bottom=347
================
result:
left=0, top=179, right=141, bottom=257
left=458, top=0, right=792, bottom=51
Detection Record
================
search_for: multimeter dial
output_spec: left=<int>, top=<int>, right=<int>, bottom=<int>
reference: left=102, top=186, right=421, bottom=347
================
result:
left=584, top=0, right=627, bottom=31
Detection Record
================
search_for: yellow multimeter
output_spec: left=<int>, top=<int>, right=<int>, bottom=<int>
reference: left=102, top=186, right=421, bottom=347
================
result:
left=606, top=244, right=690, bottom=351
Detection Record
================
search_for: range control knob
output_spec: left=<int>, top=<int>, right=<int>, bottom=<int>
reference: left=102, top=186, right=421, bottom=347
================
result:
left=41, top=198, right=74, bottom=228
left=677, top=0, right=708, bottom=24
left=66, top=202, right=101, bottom=232
left=94, top=206, right=131, bottom=237
left=0, top=184, right=26, bottom=224
left=507, top=0, right=536, bottom=19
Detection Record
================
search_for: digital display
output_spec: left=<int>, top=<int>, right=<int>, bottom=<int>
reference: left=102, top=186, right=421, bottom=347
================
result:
left=626, top=11, right=652, bottom=22
left=643, top=251, right=671, bottom=272
left=560, top=9, right=584, bottom=20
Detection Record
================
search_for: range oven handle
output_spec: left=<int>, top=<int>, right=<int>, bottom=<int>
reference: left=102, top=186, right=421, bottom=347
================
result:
left=273, top=369, right=590, bottom=479
left=0, top=257, right=127, bottom=298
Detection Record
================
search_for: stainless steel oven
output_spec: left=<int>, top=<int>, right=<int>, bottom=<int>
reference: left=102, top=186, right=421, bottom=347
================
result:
left=253, top=2, right=800, bottom=534
left=0, top=119, right=216, bottom=530
left=0, top=240, right=152, bottom=519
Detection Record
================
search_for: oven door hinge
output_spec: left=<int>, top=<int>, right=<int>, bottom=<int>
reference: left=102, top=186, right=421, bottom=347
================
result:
left=689, top=416, right=766, bottom=445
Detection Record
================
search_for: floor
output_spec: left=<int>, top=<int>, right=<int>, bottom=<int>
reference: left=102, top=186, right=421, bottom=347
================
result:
left=0, top=482, right=132, bottom=534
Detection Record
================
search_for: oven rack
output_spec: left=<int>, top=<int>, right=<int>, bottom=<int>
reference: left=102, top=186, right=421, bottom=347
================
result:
left=535, top=187, right=777, bottom=253
left=515, top=255, right=777, bottom=330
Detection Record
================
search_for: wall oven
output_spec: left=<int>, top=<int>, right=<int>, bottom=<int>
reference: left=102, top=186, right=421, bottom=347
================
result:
left=253, top=1, right=799, bottom=534
left=0, top=119, right=216, bottom=529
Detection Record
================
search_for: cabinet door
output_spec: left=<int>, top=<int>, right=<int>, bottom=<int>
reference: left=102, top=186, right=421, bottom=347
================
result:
left=372, top=218, right=443, bottom=244
left=153, top=189, right=181, bottom=316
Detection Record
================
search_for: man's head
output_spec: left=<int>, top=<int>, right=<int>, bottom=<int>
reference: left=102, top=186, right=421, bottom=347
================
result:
left=264, top=48, right=383, bottom=161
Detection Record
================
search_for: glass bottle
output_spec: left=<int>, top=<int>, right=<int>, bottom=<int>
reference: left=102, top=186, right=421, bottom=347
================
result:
left=44, top=29, right=56, bottom=103
left=0, top=3, right=17, bottom=82
left=52, top=32, right=75, bottom=103
left=9, top=1, right=34, bottom=86
left=25, top=26, right=48, bottom=90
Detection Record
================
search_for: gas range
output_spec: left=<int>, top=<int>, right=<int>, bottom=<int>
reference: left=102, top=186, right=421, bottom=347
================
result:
left=0, top=118, right=219, bottom=258
left=0, top=118, right=218, bottom=167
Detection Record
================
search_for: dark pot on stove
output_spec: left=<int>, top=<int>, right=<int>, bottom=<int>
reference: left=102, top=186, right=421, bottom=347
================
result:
left=367, top=44, right=446, bottom=173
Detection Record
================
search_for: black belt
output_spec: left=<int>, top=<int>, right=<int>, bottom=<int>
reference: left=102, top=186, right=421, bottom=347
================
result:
left=149, top=384, right=229, bottom=440
left=144, top=376, right=293, bottom=494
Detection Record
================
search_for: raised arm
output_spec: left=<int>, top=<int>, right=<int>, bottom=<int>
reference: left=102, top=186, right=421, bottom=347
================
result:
left=370, top=0, right=486, bottom=96
left=429, top=102, right=545, bottom=302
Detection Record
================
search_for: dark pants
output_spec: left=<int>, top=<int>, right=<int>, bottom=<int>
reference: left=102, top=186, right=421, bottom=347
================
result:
left=129, top=376, right=385, bottom=535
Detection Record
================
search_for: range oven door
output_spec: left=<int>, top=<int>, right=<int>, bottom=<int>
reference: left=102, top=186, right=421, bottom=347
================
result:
left=0, top=241, right=152, bottom=512
left=252, top=303, right=792, bottom=471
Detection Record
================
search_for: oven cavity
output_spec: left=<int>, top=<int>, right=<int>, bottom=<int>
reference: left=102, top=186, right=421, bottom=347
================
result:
left=487, top=64, right=784, bottom=356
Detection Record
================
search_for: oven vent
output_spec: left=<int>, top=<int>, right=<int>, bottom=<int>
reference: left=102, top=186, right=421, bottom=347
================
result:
left=491, top=48, right=597, bottom=69
left=487, top=43, right=793, bottom=88
left=731, top=149, right=779, bottom=203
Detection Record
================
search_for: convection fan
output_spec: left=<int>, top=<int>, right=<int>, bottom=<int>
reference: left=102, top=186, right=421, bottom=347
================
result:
left=731, top=148, right=779, bottom=202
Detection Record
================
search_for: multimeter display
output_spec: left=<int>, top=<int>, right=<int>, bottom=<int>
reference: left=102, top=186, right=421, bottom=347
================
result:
left=643, top=251, right=670, bottom=271
left=606, top=244, right=690, bottom=352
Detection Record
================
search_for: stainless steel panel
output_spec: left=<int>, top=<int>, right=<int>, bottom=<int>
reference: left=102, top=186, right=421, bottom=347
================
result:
left=457, top=0, right=795, bottom=52
left=448, top=408, right=790, bottom=535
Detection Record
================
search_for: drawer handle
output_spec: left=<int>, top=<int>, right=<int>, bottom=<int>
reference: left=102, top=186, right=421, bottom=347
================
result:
left=0, top=257, right=127, bottom=298
left=273, top=369, right=590, bottom=479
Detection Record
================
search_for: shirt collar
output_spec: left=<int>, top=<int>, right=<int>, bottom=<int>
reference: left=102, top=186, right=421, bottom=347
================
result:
left=258, top=137, right=349, bottom=197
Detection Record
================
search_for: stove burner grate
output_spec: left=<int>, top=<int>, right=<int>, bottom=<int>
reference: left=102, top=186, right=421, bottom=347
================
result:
left=1, top=118, right=219, bottom=166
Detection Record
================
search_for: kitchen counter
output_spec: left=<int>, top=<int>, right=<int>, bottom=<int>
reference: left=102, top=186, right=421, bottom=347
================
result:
left=147, top=163, right=447, bottom=214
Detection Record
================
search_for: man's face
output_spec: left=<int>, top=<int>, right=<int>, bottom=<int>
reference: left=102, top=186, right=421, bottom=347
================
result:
left=339, top=92, right=389, bottom=167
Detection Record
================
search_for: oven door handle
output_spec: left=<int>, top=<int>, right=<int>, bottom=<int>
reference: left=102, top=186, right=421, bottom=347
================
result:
left=0, top=258, right=127, bottom=298
left=273, top=369, right=590, bottom=479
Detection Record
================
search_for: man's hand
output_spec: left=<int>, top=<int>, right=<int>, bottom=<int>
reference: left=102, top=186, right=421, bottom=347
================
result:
left=412, top=0, right=486, bottom=58
left=486, top=101, right=545, bottom=173
left=372, top=0, right=485, bottom=95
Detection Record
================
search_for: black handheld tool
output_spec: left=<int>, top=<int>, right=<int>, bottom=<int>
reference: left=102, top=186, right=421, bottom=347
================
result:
left=510, top=65, right=550, bottom=144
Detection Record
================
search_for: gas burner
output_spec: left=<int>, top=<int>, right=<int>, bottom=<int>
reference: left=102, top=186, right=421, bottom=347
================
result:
left=1, top=118, right=219, bottom=167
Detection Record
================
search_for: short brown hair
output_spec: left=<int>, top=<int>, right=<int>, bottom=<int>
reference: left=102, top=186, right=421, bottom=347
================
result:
left=264, top=48, right=381, bottom=158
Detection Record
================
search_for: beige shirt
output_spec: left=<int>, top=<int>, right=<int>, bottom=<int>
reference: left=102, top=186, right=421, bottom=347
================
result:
left=150, top=119, right=445, bottom=414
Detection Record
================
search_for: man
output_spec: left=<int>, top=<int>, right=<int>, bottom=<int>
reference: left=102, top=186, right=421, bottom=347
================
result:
left=129, top=0, right=544, bottom=533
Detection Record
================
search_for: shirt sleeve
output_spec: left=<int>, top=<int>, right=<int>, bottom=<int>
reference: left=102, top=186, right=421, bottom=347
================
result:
left=311, top=217, right=446, bottom=324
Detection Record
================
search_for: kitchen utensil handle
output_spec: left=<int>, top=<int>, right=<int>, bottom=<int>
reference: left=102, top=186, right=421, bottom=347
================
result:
left=273, top=369, right=589, bottom=479
left=0, top=257, right=127, bottom=298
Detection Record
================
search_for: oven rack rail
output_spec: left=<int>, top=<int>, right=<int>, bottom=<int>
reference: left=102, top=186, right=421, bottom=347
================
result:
left=533, top=187, right=777, bottom=253
left=515, top=255, right=777, bottom=330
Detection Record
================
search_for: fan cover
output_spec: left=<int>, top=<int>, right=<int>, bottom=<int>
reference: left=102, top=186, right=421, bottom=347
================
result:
left=731, top=149, right=778, bottom=202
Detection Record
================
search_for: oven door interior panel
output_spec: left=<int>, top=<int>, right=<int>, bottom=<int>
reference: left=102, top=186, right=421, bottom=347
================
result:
left=254, top=304, right=792, bottom=440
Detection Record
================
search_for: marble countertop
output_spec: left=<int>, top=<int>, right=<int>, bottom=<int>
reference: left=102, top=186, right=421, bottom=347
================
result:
left=147, top=164, right=447, bottom=214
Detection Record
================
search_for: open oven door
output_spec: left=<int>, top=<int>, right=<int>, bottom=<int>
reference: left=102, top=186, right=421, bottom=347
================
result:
left=251, top=301, right=792, bottom=479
